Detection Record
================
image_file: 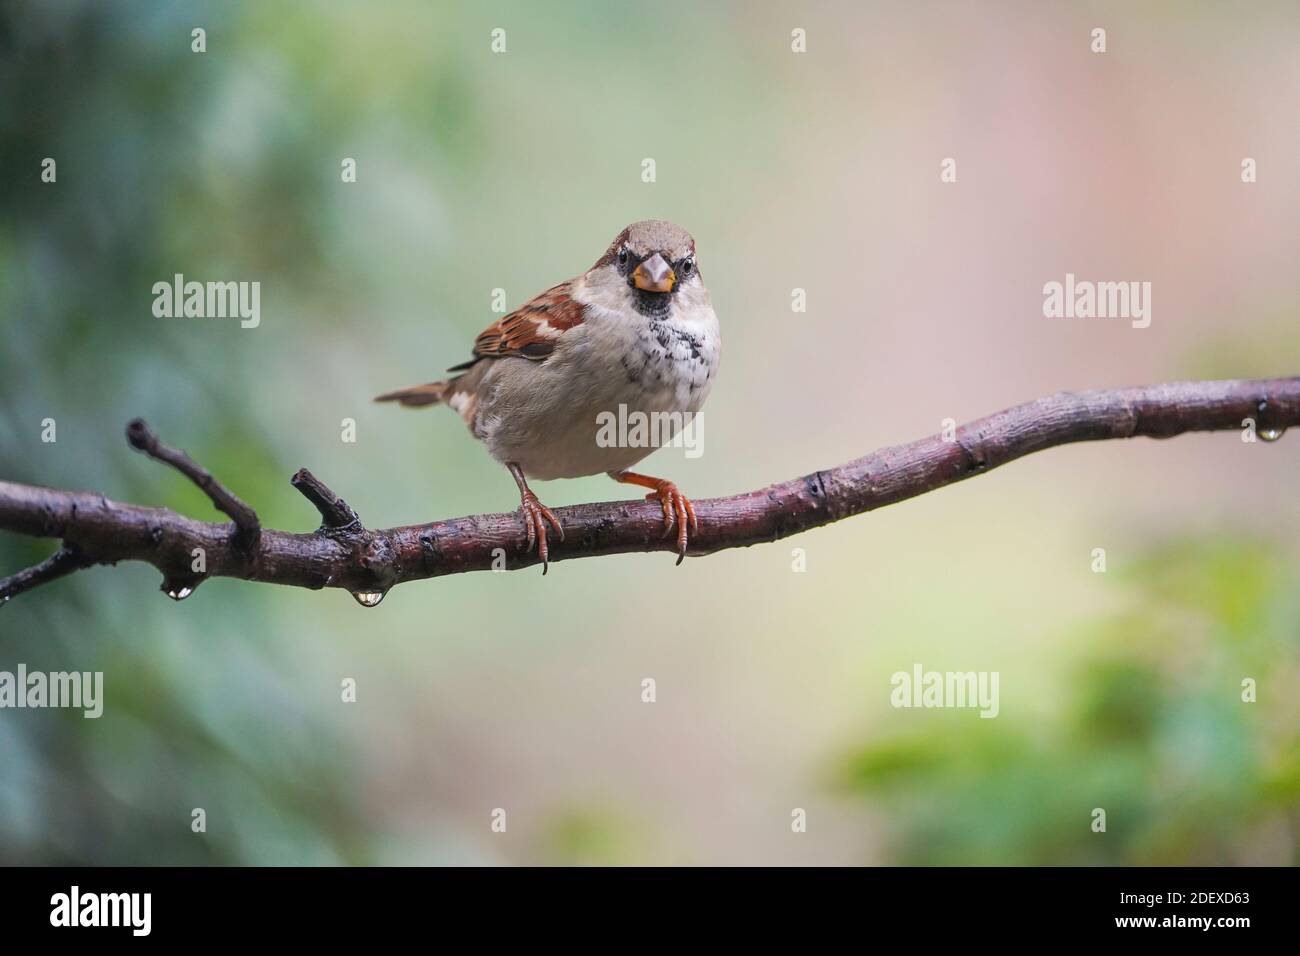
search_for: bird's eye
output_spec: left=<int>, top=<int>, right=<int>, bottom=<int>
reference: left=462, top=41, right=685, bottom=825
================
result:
left=617, top=247, right=629, bottom=267
left=681, top=257, right=695, bottom=276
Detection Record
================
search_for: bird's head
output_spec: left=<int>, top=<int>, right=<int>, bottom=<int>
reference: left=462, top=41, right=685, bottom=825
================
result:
left=590, top=220, right=701, bottom=318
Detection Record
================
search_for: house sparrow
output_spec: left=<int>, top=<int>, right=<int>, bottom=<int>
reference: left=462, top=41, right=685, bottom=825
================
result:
left=376, top=220, right=720, bottom=572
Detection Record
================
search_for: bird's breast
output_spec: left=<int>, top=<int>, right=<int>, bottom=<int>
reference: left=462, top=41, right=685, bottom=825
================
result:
left=475, top=301, right=720, bottom=480
left=573, top=303, right=720, bottom=415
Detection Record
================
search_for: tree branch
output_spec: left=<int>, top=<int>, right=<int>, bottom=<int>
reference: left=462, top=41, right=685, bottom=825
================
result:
left=0, top=545, right=93, bottom=605
left=290, top=468, right=360, bottom=531
left=0, top=378, right=1295, bottom=606
left=125, top=417, right=261, bottom=553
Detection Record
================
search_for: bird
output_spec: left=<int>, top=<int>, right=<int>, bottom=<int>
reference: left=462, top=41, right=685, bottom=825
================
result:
left=376, top=220, right=720, bottom=572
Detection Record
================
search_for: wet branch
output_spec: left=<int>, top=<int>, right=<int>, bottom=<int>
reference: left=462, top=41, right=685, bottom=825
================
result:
left=290, top=468, right=360, bottom=530
left=0, top=545, right=93, bottom=604
left=125, top=418, right=261, bottom=553
left=0, top=377, right=1296, bottom=608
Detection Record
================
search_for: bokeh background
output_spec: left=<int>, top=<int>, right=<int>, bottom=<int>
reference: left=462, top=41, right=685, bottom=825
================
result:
left=1, top=0, right=1297, bottom=865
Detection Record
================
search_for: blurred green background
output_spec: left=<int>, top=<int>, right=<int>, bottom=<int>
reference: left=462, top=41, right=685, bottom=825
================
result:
left=0, top=0, right=1297, bottom=865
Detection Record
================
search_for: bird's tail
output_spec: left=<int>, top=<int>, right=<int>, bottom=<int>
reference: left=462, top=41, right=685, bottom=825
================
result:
left=373, top=380, right=450, bottom=408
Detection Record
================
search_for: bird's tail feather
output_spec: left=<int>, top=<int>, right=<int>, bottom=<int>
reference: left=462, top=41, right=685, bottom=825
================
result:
left=373, top=380, right=449, bottom=408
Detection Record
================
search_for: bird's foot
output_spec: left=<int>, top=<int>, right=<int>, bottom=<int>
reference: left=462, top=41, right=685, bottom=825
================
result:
left=644, top=480, right=698, bottom=565
left=519, top=491, right=564, bottom=574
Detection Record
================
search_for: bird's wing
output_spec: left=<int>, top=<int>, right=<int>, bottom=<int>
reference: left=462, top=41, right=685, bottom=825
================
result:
left=447, top=281, right=586, bottom=371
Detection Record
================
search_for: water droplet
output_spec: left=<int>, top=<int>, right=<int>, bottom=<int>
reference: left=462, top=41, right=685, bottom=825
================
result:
left=1258, top=427, right=1285, bottom=442
left=351, top=590, right=386, bottom=608
left=160, top=576, right=201, bottom=601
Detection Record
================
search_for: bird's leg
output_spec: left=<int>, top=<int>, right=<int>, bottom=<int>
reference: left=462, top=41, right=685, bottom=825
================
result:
left=507, top=462, right=564, bottom=574
left=607, top=470, right=698, bottom=565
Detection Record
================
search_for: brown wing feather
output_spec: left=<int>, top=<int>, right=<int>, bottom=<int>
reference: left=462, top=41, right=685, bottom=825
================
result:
left=380, top=281, right=586, bottom=420
left=447, top=281, right=585, bottom=371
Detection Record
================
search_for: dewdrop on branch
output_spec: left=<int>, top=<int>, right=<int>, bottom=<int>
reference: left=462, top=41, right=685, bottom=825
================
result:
left=351, top=590, right=385, bottom=608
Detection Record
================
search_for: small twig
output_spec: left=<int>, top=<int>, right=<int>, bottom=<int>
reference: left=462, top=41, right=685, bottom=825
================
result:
left=0, top=545, right=92, bottom=604
left=125, top=418, right=261, bottom=551
left=291, top=468, right=361, bottom=530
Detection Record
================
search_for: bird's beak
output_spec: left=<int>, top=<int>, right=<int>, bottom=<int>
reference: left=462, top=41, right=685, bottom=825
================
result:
left=632, top=253, right=675, bottom=293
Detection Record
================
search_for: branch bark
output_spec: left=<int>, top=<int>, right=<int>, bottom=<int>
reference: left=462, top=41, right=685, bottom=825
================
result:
left=1, top=378, right=1295, bottom=606
left=125, top=418, right=261, bottom=553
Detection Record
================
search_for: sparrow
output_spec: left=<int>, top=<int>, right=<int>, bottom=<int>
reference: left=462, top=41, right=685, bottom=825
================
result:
left=376, top=220, right=720, bottom=572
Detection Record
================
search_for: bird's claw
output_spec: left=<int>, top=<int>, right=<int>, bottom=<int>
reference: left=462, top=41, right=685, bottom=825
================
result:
left=645, top=481, right=698, bottom=565
left=519, top=492, right=563, bottom=573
